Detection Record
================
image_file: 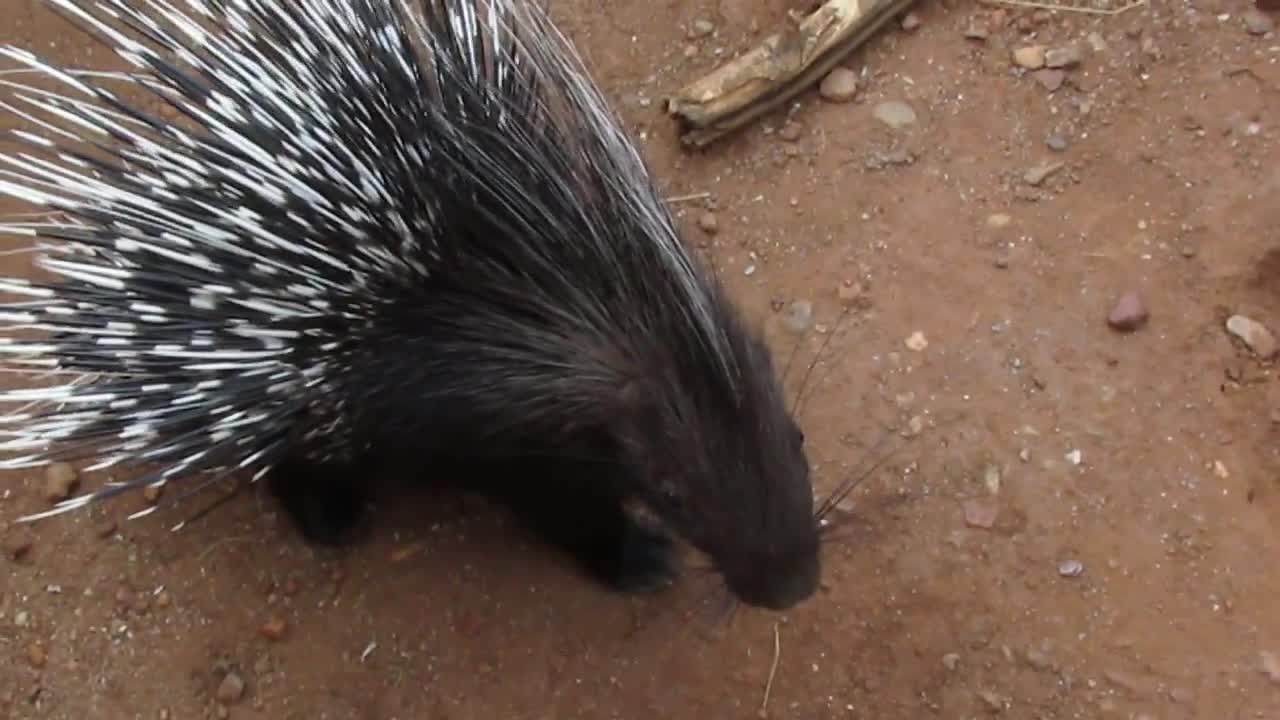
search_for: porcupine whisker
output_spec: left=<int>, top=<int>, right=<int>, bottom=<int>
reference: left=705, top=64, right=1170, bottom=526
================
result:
left=791, top=304, right=854, bottom=416
left=814, top=425, right=898, bottom=526
left=815, top=411, right=970, bottom=531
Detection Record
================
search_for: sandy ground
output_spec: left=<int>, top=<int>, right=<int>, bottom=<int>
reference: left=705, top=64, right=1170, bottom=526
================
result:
left=3, top=0, right=1280, bottom=718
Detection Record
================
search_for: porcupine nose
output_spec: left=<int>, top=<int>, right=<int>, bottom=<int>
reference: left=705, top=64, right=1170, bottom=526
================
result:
left=726, top=544, right=821, bottom=611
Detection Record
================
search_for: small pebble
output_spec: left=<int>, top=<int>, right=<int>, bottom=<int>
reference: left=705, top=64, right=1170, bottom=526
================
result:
left=27, top=642, right=47, bottom=669
left=986, top=213, right=1012, bottom=228
left=1107, top=291, right=1148, bottom=331
left=941, top=653, right=960, bottom=671
left=963, top=498, right=998, bottom=529
left=1086, top=31, right=1108, bottom=52
left=783, top=300, right=814, bottom=333
left=778, top=121, right=803, bottom=142
left=1013, top=45, right=1046, bottom=69
left=142, top=483, right=163, bottom=503
left=3, top=533, right=33, bottom=561
left=216, top=672, right=246, bottom=704
left=977, top=690, right=1007, bottom=712
left=1032, top=69, right=1065, bottom=92
left=15, top=611, right=30, bottom=627
left=1058, top=559, right=1084, bottom=577
left=1226, top=314, right=1277, bottom=358
left=1065, top=449, right=1082, bottom=465
left=1244, top=9, right=1275, bottom=35
left=904, top=331, right=928, bottom=352
left=688, top=19, right=715, bottom=39
left=696, top=212, right=719, bottom=236
left=1044, top=43, right=1083, bottom=68
left=818, top=68, right=859, bottom=102
left=44, top=463, right=78, bottom=503
left=872, top=101, right=917, bottom=129
left=1261, top=650, right=1280, bottom=683
left=900, top=12, right=921, bottom=31
left=260, top=617, right=288, bottom=642
left=1024, top=161, right=1064, bottom=186
left=1045, top=134, right=1068, bottom=152
left=1024, top=647, right=1053, bottom=671
left=963, top=22, right=989, bottom=41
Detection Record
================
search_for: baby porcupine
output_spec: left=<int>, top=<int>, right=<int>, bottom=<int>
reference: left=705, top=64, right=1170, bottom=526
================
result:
left=0, top=0, right=820, bottom=610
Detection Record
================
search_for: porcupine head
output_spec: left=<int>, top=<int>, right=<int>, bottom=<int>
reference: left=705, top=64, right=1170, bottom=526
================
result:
left=0, top=0, right=820, bottom=611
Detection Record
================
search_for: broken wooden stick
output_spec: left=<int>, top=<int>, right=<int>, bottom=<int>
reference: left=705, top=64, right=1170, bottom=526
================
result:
left=665, top=0, right=917, bottom=149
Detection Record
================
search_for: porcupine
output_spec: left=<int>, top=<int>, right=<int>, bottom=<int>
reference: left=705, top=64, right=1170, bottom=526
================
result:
left=0, top=0, right=821, bottom=610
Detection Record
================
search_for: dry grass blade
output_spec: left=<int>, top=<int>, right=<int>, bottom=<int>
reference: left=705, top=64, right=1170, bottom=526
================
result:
left=981, top=0, right=1148, bottom=15
left=759, top=622, right=782, bottom=717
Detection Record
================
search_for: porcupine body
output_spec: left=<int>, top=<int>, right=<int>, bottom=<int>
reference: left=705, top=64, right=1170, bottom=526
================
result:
left=0, top=0, right=820, bottom=610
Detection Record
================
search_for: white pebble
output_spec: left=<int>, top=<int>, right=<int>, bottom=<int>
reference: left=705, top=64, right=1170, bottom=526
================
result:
left=1058, top=560, right=1084, bottom=577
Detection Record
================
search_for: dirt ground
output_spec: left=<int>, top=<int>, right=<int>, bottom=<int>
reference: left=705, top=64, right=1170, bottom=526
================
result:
left=3, top=0, right=1280, bottom=718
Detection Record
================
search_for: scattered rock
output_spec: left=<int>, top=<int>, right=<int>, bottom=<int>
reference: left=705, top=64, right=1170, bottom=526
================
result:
left=904, top=331, right=928, bottom=352
left=1045, top=43, right=1084, bottom=68
left=1057, top=559, right=1084, bottom=577
left=976, top=690, right=1008, bottom=712
left=1107, top=291, right=1148, bottom=331
left=1024, top=647, right=1053, bottom=671
left=260, top=617, right=288, bottom=642
left=1065, top=449, right=1082, bottom=465
left=142, top=483, right=162, bottom=503
left=963, top=22, right=989, bottom=41
left=819, top=68, right=859, bottom=102
left=963, top=498, right=998, bottom=529
left=44, top=463, right=78, bottom=503
left=1013, top=45, right=1046, bottom=69
left=941, top=653, right=961, bottom=671
left=1226, top=314, right=1277, bottom=358
left=697, top=212, right=719, bottom=235
left=986, top=213, right=1012, bottom=228
left=904, top=415, right=925, bottom=437
left=865, top=147, right=915, bottom=170
left=1045, top=134, right=1068, bottom=152
left=215, top=672, right=246, bottom=705
left=900, top=12, right=921, bottom=32
left=26, top=642, right=47, bottom=670
left=1032, top=69, right=1065, bottom=91
left=1086, top=31, right=1108, bottom=52
left=778, top=121, right=803, bottom=142
left=872, top=101, right=917, bottom=129
left=1023, top=161, right=1064, bottom=186
left=1261, top=650, right=1280, bottom=684
left=3, top=533, right=33, bottom=562
left=14, top=610, right=30, bottom=627
left=688, top=19, right=715, bottom=39
left=1244, top=9, right=1275, bottom=35
left=783, top=300, right=814, bottom=333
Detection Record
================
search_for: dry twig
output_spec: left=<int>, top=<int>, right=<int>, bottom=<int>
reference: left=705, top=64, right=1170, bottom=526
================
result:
left=666, top=0, right=916, bottom=148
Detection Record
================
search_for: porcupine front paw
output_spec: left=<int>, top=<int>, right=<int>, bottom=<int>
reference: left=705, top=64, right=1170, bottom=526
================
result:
left=267, top=459, right=368, bottom=546
left=484, top=474, right=677, bottom=595
left=598, top=517, right=677, bottom=594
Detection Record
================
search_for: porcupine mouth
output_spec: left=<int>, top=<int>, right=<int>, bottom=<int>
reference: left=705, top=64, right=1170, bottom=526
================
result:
left=723, top=550, right=821, bottom=611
